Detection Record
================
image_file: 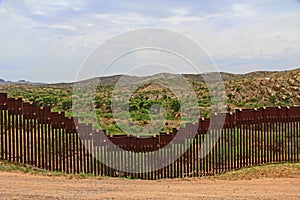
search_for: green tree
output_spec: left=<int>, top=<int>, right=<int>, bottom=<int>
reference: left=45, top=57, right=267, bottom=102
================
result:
left=169, top=98, right=181, bottom=113
left=62, top=99, right=72, bottom=111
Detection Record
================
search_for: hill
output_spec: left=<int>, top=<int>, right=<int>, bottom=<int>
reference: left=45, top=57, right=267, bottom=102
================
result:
left=0, top=67, right=299, bottom=134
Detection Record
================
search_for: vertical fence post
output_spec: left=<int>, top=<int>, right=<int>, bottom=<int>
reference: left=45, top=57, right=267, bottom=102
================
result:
left=0, top=93, right=8, bottom=160
left=1, top=92, right=300, bottom=180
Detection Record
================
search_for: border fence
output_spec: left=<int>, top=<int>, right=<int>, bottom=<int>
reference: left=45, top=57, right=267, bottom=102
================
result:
left=0, top=93, right=299, bottom=179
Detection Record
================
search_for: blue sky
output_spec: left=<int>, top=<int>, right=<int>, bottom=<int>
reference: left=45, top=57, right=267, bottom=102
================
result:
left=0, top=0, right=300, bottom=83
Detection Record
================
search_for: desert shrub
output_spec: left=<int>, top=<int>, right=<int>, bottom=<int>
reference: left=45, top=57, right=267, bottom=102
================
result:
left=269, top=95, right=276, bottom=104
left=61, top=99, right=72, bottom=111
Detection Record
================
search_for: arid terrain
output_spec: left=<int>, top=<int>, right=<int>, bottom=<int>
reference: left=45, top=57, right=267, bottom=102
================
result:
left=0, top=171, right=299, bottom=199
left=0, top=162, right=299, bottom=199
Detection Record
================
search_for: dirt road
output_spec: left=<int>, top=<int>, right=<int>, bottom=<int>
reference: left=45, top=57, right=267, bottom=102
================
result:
left=0, top=171, right=299, bottom=199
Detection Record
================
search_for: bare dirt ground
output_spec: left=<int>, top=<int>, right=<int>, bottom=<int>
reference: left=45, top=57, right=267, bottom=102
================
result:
left=0, top=172, right=299, bottom=200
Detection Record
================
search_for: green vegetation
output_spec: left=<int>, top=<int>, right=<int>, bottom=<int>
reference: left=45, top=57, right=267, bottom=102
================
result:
left=0, top=69, right=299, bottom=134
left=0, top=84, right=73, bottom=115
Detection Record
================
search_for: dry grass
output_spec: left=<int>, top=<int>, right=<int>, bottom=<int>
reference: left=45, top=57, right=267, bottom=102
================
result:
left=1, top=159, right=299, bottom=181
left=0, top=159, right=95, bottom=179
left=201, top=162, right=300, bottom=181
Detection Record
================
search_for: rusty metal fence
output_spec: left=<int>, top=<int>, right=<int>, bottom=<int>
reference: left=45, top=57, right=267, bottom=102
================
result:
left=0, top=93, right=299, bottom=179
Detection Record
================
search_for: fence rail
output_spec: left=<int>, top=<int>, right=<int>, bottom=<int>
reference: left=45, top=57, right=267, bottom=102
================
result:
left=0, top=93, right=299, bottom=179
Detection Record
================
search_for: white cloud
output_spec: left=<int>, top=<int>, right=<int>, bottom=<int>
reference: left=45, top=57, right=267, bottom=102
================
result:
left=170, top=8, right=190, bottom=16
left=160, top=15, right=206, bottom=24
left=174, top=5, right=300, bottom=72
left=231, top=3, right=255, bottom=17
left=0, top=0, right=299, bottom=82
left=23, top=0, right=84, bottom=13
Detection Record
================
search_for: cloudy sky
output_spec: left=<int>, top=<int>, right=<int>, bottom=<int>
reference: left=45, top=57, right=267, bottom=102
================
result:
left=0, top=0, right=299, bottom=83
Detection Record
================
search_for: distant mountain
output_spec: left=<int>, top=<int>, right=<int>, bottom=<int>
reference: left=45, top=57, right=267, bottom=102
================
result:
left=0, top=79, right=46, bottom=85
left=17, top=80, right=27, bottom=83
left=70, top=70, right=283, bottom=86
left=0, top=68, right=296, bottom=86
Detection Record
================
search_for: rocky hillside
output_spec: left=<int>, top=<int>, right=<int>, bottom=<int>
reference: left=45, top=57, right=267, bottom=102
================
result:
left=0, top=68, right=299, bottom=133
left=225, top=68, right=300, bottom=111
